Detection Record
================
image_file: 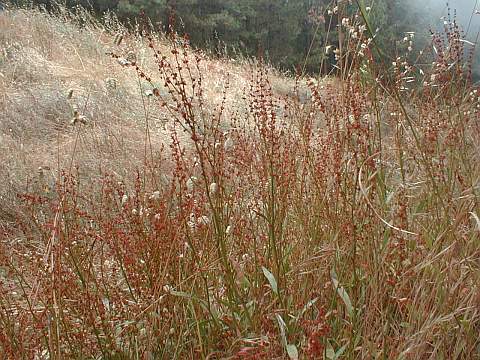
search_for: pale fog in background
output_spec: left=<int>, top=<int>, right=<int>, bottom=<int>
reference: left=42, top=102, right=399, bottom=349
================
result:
left=425, top=0, right=480, bottom=37
left=405, top=0, right=480, bottom=80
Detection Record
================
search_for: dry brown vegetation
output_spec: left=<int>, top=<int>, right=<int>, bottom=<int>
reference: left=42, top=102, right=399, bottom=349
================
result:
left=0, top=6, right=300, bottom=216
left=1, top=4, right=480, bottom=360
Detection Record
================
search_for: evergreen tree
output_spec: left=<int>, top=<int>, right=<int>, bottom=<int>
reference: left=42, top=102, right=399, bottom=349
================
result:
left=12, top=0, right=439, bottom=74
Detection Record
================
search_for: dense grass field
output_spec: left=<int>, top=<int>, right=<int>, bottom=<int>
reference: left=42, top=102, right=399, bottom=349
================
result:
left=1, top=4, right=480, bottom=359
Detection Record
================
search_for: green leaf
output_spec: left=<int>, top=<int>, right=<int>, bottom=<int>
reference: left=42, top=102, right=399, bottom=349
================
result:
left=331, top=269, right=354, bottom=318
left=325, top=341, right=335, bottom=359
left=297, top=297, right=319, bottom=320
left=275, top=314, right=287, bottom=345
left=169, top=290, right=190, bottom=298
left=276, top=314, right=298, bottom=360
left=262, top=266, right=278, bottom=295
left=286, top=344, right=299, bottom=360
left=325, top=341, right=347, bottom=360
left=334, top=344, right=347, bottom=359
left=239, top=274, right=251, bottom=289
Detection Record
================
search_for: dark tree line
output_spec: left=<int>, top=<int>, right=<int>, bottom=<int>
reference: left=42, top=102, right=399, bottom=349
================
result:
left=98, top=0, right=336, bottom=73
left=12, top=0, right=437, bottom=74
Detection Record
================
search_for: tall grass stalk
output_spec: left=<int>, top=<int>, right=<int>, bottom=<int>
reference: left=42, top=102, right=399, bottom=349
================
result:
left=1, top=2, right=480, bottom=359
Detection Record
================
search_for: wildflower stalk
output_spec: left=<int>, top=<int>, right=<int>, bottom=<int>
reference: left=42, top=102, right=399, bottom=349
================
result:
left=357, top=0, right=449, bottom=217
left=392, top=86, right=449, bottom=217
left=196, top=141, right=254, bottom=331
left=267, top=150, right=286, bottom=313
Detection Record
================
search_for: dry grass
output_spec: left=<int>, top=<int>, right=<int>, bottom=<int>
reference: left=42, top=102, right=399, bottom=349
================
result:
left=0, top=6, right=303, bottom=217
left=1, top=4, right=480, bottom=360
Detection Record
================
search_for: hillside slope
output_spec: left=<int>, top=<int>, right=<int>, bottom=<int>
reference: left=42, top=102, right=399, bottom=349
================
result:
left=0, top=7, right=306, bottom=223
left=1, top=5, right=480, bottom=360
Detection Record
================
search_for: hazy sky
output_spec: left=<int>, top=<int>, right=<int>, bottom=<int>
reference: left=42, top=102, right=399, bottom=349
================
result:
left=420, top=0, right=480, bottom=39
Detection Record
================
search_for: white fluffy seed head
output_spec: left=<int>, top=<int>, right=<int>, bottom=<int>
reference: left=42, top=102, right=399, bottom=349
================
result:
left=197, top=215, right=210, bottom=226
left=209, top=182, right=218, bottom=195
left=149, top=190, right=161, bottom=201
left=186, top=176, right=197, bottom=192
left=224, top=138, right=234, bottom=151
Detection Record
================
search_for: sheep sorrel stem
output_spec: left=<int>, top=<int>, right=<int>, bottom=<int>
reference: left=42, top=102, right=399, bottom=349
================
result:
left=1, top=3, right=480, bottom=359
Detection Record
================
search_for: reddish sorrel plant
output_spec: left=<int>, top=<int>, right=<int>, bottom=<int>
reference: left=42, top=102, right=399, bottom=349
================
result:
left=1, top=2, right=480, bottom=359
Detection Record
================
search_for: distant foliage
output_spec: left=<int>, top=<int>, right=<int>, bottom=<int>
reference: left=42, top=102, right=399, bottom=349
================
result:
left=12, top=0, right=444, bottom=73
